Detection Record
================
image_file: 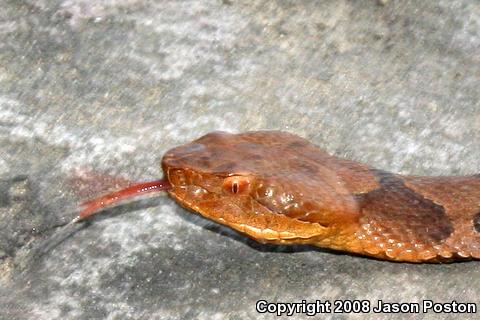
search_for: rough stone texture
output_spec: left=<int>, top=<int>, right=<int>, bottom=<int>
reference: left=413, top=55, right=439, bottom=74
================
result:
left=0, top=0, right=479, bottom=319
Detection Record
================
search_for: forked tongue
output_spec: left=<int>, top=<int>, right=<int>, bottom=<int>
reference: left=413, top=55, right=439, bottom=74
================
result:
left=72, top=179, right=172, bottom=223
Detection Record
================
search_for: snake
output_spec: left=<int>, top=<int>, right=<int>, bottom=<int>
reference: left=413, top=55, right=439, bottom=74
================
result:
left=77, top=131, right=480, bottom=263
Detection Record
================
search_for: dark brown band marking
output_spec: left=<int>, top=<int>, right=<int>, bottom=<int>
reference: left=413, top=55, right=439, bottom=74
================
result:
left=474, top=212, right=480, bottom=233
left=356, top=170, right=453, bottom=244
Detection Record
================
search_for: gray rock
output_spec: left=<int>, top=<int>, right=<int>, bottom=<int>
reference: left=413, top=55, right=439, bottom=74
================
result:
left=0, top=0, right=479, bottom=319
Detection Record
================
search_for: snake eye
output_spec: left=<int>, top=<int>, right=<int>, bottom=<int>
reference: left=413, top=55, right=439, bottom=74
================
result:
left=223, top=176, right=250, bottom=195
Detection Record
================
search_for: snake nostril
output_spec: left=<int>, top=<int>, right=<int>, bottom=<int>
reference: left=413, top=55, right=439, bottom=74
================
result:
left=168, top=169, right=187, bottom=186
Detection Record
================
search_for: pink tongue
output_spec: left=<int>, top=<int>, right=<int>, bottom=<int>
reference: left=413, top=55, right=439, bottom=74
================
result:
left=78, top=179, right=172, bottom=221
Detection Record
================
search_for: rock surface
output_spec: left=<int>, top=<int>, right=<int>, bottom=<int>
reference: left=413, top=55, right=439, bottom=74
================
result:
left=0, top=0, right=479, bottom=319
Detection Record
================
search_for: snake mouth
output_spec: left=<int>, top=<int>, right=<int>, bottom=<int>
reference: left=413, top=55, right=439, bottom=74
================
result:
left=165, top=168, right=329, bottom=243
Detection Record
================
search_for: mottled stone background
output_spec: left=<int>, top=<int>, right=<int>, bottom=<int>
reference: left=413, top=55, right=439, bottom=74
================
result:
left=0, top=0, right=479, bottom=319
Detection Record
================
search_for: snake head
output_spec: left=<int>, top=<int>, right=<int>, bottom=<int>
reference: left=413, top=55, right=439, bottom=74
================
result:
left=161, top=131, right=366, bottom=247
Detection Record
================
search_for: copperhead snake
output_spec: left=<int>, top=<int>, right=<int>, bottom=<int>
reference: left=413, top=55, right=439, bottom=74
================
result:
left=77, top=131, right=480, bottom=263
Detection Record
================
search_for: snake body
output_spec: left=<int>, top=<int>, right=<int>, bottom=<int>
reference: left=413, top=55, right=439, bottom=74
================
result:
left=161, top=131, right=480, bottom=262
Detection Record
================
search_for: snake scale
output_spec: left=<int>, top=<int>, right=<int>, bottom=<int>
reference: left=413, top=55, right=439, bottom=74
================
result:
left=78, top=131, right=480, bottom=263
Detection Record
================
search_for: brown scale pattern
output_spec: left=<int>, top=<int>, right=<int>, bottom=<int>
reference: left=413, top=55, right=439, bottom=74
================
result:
left=354, top=171, right=456, bottom=261
left=161, top=131, right=480, bottom=262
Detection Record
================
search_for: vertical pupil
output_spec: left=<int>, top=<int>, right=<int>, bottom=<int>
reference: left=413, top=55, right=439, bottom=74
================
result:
left=232, top=182, right=239, bottom=194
